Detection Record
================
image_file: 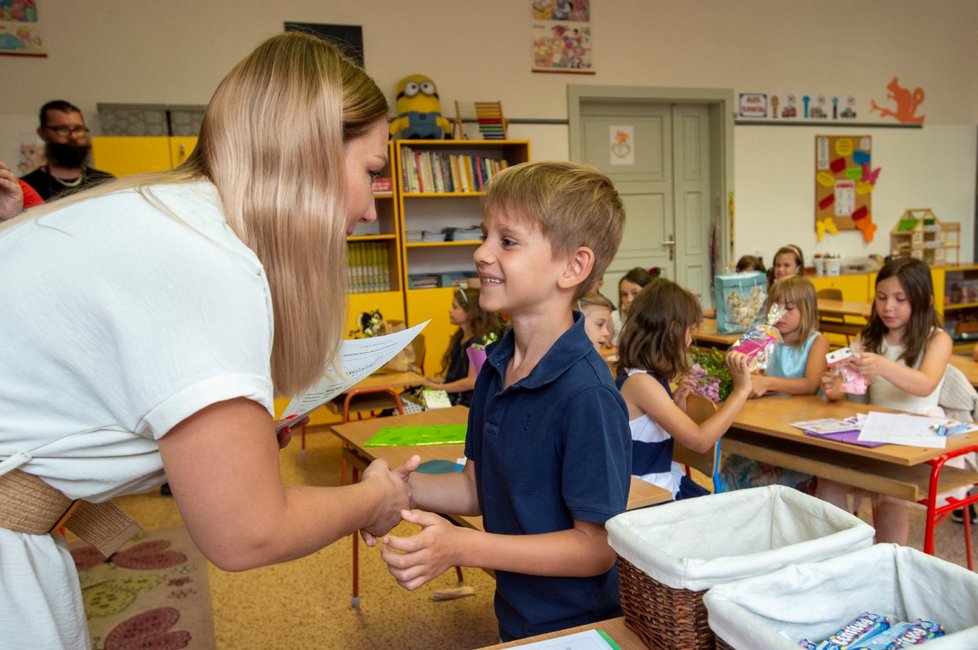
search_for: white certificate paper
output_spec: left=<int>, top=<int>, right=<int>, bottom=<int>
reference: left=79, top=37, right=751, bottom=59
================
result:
left=856, top=412, right=947, bottom=448
left=278, top=320, right=428, bottom=427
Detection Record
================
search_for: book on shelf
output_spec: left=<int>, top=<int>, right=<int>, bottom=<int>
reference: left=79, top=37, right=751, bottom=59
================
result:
left=370, top=176, right=393, bottom=193
left=347, top=241, right=391, bottom=293
left=409, top=273, right=440, bottom=289
left=399, top=147, right=510, bottom=194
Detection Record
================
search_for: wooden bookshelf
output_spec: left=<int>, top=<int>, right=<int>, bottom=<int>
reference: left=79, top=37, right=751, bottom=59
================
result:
left=395, top=139, right=530, bottom=369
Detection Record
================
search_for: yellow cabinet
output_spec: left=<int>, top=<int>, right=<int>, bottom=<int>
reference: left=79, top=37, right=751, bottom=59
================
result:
left=91, top=136, right=173, bottom=176
left=92, top=136, right=198, bottom=175
left=169, top=137, right=198, bottom=168
left=809, top=274, right=871, bottom=303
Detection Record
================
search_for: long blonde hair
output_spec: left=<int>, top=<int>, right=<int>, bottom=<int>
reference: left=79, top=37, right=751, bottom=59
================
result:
left=6, top=33, right=388, bottom=396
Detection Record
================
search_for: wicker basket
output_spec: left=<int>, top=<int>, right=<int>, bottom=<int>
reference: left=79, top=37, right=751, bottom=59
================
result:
left=714, top=638, right=734, bottom=650
left=606, top=486, right=876, bottom=650
left=703, top=544, right=978, bottom=649
left=618, top=556, right=713, bottom=649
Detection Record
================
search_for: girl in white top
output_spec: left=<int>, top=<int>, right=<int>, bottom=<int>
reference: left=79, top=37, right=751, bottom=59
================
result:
left=821, top=258, right=952, bottom=544
left=0, top=33, right=416, bottom=648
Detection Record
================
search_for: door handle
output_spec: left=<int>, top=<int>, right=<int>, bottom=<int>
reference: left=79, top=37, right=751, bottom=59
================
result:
left=663, top=234, right=675, bottom=261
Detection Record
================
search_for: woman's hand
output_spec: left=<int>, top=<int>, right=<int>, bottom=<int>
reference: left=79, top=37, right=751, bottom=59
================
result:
left=272, top=415, right=310, bottom=449
left=726, top=351, right=752, bottom=396
left=360, top=456, right=419, bottom=539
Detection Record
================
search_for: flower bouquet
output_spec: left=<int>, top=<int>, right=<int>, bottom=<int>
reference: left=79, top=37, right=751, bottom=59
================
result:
left=687, top=347, right=732, bottom=402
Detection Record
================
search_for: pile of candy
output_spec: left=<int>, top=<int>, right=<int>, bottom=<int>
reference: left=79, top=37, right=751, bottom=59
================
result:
left=800, top=612, right=944, bottom=648
left=730, top=303, right=786, bottom=371
left=826, top=345, right=868, bottom=395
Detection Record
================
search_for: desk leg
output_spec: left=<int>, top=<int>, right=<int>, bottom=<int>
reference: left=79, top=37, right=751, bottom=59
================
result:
left=924, top=449, right=978, bottom=571
left=351, top=464, right=360, bottom=609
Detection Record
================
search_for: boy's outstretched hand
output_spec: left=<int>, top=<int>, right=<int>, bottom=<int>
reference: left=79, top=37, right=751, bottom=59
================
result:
left=380, top=509, right=465, bottom=590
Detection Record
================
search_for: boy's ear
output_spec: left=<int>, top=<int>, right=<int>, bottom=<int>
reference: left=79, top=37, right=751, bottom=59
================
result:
left=558, top=246, right=596, bottom=291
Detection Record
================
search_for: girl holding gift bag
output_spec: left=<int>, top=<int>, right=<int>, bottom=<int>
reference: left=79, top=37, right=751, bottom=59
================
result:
left=423, top=286, right=505, bottom=406
left=616, top=278, right=752, bottom=499
left=719, top=276, right=827, bottom=492
left=820, top=258, right=952, bottom=544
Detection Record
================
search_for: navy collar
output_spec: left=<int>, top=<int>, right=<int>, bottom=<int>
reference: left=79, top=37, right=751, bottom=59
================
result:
left=486, top=312, right=593, bottom=390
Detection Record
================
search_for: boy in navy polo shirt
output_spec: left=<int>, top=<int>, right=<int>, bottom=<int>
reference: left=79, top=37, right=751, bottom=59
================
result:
left=379, top=161, right=631, bottom=641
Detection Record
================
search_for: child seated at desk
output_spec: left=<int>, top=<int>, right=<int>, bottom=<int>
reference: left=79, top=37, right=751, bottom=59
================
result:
left=820, top=258, right=952, bottom=544
left=616, top=277, right=752, bottom=499
left=578, top=291, right=615, bottom=354
left=735, top=254, right=765, bottom=274
left=610, top=266, right=655, bottom=346
left=422, top=286, right=504, bottom=406
left=770, top=244, right=804, bottom=288
left=718, top=276, right=827, bottom=493
left=379, top=161, right=632, bottom=642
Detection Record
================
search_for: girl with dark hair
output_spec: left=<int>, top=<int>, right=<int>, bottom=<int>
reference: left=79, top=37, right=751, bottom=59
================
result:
left=821, top=257, right=952, bottom=543
left=616, top=278, right=751, bottom=499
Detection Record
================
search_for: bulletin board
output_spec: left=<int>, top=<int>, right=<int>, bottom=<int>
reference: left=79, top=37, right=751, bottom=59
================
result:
left=814, top=135, right=878, bottom=242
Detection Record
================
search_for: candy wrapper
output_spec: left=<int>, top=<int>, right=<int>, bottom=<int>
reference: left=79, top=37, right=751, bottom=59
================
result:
left=729, top=303, right=785, bottom=371
left=826, top=344, right=868, bottom=395
left=801, top=612, right=891, bottom=650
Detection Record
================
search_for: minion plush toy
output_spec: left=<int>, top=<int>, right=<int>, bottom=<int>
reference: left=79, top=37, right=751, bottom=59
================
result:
left=389, top=74, right=451, bottom=140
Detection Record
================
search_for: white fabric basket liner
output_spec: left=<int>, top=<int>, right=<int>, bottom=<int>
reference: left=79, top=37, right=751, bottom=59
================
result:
left=606, top=485, right=874, bottom=591
left=703, top=543, right=978, bottom=650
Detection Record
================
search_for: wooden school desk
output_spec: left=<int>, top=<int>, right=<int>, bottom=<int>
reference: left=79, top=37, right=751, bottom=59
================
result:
left=692, top=318, right=741, bottom=348
left=484, top=616, right=645, bottom=649
left=723, top=394, right=978, bottom=562
left=330, top=407, right=672, bottom=605
left=816, top=298, right=871, bottom=320
left=950, top=354, right=978, bottom=388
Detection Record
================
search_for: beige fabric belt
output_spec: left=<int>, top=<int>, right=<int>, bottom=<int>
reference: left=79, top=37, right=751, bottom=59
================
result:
left=0, top=468, right=141, bottom=556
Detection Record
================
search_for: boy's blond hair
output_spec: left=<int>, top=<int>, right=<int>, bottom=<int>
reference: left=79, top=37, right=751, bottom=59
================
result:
left=482, top=161, right=625, bottom=298
left=764, top=276, right=818, bottom=346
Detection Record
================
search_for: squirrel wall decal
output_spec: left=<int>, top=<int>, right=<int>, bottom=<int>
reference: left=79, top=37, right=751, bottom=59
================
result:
left=870, top=77, right=925, bottom=124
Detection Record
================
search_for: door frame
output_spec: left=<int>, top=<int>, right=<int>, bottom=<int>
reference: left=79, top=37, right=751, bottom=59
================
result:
left=567, top=85, right=736, bottom=276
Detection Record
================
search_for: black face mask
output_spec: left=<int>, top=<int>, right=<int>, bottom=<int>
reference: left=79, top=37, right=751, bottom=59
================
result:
left=46, top=141, right=91, bottom=169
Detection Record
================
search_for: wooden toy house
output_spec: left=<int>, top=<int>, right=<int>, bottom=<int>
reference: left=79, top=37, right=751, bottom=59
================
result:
left=890, top=209, right=960, bottom=266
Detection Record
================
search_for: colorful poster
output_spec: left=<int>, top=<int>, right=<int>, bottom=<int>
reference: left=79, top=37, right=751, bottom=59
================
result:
left=531, top=0, right=593, bottom=73
left=815, top=135, right=879, bottom=243
left=0, top=0, right=44, bottom=56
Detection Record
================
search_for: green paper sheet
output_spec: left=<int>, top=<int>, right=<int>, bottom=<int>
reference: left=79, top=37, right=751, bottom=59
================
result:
left=363, top=424, right=467, bottom=447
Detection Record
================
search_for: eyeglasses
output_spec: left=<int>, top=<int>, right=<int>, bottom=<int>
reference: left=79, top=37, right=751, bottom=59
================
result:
left=45, top=125, right=89, bottom=137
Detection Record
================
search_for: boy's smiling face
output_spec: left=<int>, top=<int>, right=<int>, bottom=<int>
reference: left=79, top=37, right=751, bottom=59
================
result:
left=475, top=208, right=568, bottom=317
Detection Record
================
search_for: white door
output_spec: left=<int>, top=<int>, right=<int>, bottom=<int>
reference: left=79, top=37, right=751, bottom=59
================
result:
left=577, top=101, right=715, bottom=307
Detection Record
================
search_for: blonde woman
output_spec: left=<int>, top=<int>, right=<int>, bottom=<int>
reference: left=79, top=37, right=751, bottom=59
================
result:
left=0, top=33, right=414, bottom=647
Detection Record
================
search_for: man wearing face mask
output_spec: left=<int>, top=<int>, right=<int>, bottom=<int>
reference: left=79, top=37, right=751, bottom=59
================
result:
left=20, top=100, right=114, bottom=201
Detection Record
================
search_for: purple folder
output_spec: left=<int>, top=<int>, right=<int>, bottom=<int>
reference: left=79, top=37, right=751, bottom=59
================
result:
left=803, top=429, right=887, bottom=448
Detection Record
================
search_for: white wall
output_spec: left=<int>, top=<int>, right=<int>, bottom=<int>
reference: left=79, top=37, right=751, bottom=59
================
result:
left=2, top=0, right=976, bottom=262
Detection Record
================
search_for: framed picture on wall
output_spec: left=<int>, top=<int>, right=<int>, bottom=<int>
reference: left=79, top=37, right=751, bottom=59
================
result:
left=0, top=0, right=45, bottom=57
left=531, top=0, right=594, bottom=74
left=285, top=22, right=363, bottom=67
